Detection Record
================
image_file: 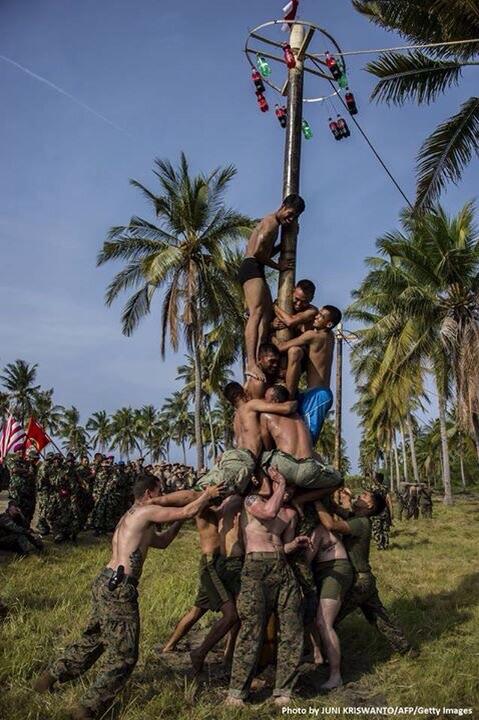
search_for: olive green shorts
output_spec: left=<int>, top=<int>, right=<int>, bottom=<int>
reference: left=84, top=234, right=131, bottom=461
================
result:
left=194, top=553, right=230, bottom=612
left=194, top=448, right=256, bottom=495
left=314, top=559, right=354, bottom=602
left=216, top=555, right=244, bottom=598
left=261, top=449, right=342, bottom=490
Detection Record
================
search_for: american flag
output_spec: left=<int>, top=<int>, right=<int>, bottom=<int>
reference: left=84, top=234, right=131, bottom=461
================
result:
left=0, top=414, right=26, bottom=460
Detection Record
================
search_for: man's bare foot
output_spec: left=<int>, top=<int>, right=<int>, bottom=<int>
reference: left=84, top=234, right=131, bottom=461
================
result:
left=190, top=649, right=204, bottom=675
left=246, top=365, right=266, bottom=383
left=314, top=647, right=325, bottom=666
left=250, top=677, right=267, bottom=691
left=33, top=670, right=55, bottom=693
left=161, top=644, right=176, bottom=653
left=274, top=695, right=292, bottom=706
left=225, top=695, right=245, bottom=707
left=321, top=675, right=343, bottom=691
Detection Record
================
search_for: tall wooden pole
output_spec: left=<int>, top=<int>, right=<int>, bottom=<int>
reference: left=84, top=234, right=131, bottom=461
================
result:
left=334, top=325, right=343, bottom=472
left=277, top=23, right=304, bottom=341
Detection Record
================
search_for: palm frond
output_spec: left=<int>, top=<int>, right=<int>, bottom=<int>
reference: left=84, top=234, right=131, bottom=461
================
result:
left=416, top=96, right=479, bottom=209
left=367, top=51, right=463, bottom=106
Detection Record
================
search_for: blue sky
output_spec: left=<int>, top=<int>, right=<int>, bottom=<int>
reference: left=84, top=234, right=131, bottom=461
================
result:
left=1, top=0, right=477, bottom=468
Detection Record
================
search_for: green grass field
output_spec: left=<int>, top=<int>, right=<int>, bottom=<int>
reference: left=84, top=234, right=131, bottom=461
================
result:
left=1, top=497, right=479, bottom=720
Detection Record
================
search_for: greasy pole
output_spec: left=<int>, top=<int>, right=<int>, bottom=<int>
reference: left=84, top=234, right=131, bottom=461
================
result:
left=334, top=325, right=343, bottom=472
left=276, top=22, right=304, bottom=342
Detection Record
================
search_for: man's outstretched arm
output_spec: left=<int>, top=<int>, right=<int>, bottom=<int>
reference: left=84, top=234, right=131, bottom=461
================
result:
left=272, top=331, right=315, bottom=353
left=150, top=521, right=183, bottom=549
left=146, top=485, right=223, bottom=524
left=315, top=501, right=351, bottom=535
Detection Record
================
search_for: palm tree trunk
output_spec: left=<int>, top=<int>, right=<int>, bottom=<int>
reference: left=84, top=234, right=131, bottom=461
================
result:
left=399, top=420, right=409, bottom=483
left=436, top=382, right=453, bottom=505
left=406, top=413, right=420, bottom=483
left=181, top=439, right=186, bottom=465
left=459, top=437, right=466, bottom=490
left=192, top=317, right=204, bottom=471
left=472, top=414, right=479, bottom=463
left=388, top=450, right=394, bottom=491
left=393, top=432, right=401, bottom=490
left=207, top=401, right=215, bottom=467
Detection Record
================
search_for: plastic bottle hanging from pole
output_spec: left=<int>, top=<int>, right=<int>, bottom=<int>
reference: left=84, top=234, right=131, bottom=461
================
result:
left=328, top=117, right=342, bottom=141
left=282, top=43, right=296, bottom=69
left=251, top=69, right=265, bottom=94
left=325, top=51, right=342, bottom=81
left=256, top=54, right=272, bottom=78
left=275, top=104, right=287, bottom=128
left=336, top=115, right=351, bottom=139
left=257, top=93, right=269, bottom=113
left=302, top=119, right=313, bottom=139
left=345, top=89, right=358, bottom=115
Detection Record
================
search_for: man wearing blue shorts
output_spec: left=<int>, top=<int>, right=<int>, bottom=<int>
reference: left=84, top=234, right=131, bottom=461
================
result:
left=272, top=305, right=341, bottom=444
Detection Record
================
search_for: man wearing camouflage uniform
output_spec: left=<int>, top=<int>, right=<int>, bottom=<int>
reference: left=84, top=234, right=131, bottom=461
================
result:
left=0, top=501, right=43, bottom=555
left=407, top=484, right=420, bottom=520
left=6, top=448, right=37, bottom=527
left=46, top=454, right=75, bottom=543
left=90, top=458, right=112, bottom=536
left=365, top=472, right=392, bottom=550
left=226, top=468, right=310, bottom=707
left=36, top=452, right=55, bottom=535
left=316, top=489, right=415, bottom=657
left=419, top=484, right=433, bottom=518
left=33, top=475, right=222, bottom=720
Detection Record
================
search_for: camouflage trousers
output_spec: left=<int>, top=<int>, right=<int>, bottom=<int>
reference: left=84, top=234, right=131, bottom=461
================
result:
left=229, top=552, right=303, bottom=700
left=49, top=569, right=140, bottom=715
left=371, top=510, right=391, bottom=550
left=336, top=572, right=411, bottom=654
left=8, top=478, right=36, bottom=526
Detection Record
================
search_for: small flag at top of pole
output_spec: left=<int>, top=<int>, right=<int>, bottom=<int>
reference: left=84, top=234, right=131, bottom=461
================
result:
left=282, top=0, right=299, bottom=32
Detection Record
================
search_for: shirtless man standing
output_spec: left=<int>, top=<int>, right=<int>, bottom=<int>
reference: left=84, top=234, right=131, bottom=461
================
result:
left=195, top=381, right=297, bottom=496
left=305, top=521, right=354, bottom=689
left=273, top=305, right=342, bottom=443
left=33, top=475, right=221, bottom=720
left=260, top=385, right=342, bottom=491
left=238, top=195, right=306, bottom=383
left=162, top=494, right=244, bottom=674
left=226, top=468, right=310, bottom=706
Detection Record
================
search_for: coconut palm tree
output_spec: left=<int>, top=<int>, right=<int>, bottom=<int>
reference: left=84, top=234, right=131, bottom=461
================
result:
left=97, top=153, right=253, bottom=470
left=0, top=360, right=41, bottom=423
left=353, top=0, right=479, bottom=208
left=135, top=405, right=159, bottom=457
left=58, top=406, right=90, bottom=454
left=348, top=202, right=479, bottom=504
left=109, top=407, right=141, bottom=460
left=160, top=392, right=194, bottom=465
left=0, top=392, right=11, bottom=425
left=33, top=389, right=64, bottom=437
left=86, top=410, right=112, bottom=454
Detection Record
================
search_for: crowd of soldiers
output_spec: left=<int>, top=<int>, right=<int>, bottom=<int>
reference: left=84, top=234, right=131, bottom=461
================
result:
left=396, top=482, right=433, bottom=521
left=0, top=449, right=201, bottom=553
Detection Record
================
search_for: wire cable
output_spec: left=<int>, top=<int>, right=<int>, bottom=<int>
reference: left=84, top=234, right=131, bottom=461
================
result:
left=311, top=58, right=413, bottom=208
left=312, top=37, right=479, bottom=59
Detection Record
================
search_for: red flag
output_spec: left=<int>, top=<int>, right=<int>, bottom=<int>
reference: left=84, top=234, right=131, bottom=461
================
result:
left=282, top=1, right=299, bottom=32
left=25, top=417, right=50, bottom=452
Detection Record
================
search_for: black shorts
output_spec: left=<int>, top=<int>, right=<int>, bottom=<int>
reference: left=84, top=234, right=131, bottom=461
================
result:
left=238, top=257, right=266, bottom=285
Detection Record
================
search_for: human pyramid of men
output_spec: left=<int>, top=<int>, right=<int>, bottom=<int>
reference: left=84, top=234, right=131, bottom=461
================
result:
left=33, top=196, right=414, bottom=719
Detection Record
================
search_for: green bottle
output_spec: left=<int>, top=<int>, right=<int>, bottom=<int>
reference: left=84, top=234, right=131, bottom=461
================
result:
left=256, top=55, right=272, bottom=78
left=338, top=73, right=348, bottom=89
left=302, top=119, right=313, bottom=139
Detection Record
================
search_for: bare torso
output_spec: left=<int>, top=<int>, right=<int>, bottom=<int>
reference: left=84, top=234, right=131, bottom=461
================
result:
left=233, top=402, right=264, bottom=457
left=218, top=495, right=244, bottom=557
left=196, top=508, right=220, bottom=554
left=306, top=329, right=334, bottom=389
left=241, top=498, right=295, bottom=553
left=310, top=524, right=348, bottom=563
left=245, top=213, right=279, bottom=259
left=262, top=412, right=313, bottom=459
left=107, top=505, right=158, bottom=578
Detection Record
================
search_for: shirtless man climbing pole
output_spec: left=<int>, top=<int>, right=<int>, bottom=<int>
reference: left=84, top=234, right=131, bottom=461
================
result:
left=260, top=384, right=342, bottom=492
left=273, top=305, right=342, bottom=443
left=33, top=475, right=222, bottom=720
left=238, top=195, right=305, bottom=383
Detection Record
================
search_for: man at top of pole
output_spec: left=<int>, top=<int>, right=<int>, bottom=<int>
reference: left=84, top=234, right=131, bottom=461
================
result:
left=238, top=194, right=306, bottom=383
